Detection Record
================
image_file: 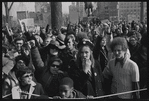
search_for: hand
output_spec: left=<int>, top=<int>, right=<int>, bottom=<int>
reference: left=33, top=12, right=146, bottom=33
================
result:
left=30, top=40, right=36, bottom=48
left=53, top=96, right=61, bottom=99
left=87, top=95, right=94, bottom=99
left=82, top=59, right=92, bottom=74
left=103, top=23, right=110, bottom=33
left=14, top=52, right=20, bottom=58
left=24, top=49, right=30, bottom=56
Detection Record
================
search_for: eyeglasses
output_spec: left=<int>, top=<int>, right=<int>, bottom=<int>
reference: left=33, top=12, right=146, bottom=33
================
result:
left=23, top=74, right=33, bottom=78
left=51, top=64, right=60, bottom=69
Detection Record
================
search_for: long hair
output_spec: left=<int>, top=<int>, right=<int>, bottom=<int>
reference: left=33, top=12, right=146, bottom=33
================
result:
left=93, top=35, right=106, bottom=60
left=76, top=45, right=95, bottom=69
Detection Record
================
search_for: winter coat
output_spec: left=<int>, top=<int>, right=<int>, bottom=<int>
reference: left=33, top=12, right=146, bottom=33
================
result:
left=31, top=46, right=68, bottom=97
left=60, top=48, right=78, bottom=74
left=72, top=60, right=104, bottom=97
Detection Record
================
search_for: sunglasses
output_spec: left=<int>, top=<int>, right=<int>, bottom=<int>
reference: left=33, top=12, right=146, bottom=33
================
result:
left=23, top=74, right=33, bottom=78
left=51, top=64, right=60, bottom=69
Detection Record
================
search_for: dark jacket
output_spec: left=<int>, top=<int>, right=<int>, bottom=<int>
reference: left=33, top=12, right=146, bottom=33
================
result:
left=130, top=44, right=147, bottom=70
left=72, top=60, right=104, bottom=97
left=39, top=69, right=67, bottom=97
left=72, top=89, right=86, bottom=98
left=93, top=36, right=108, bottom=71
left=93, top=46, right=108, bottom=72
left=29, top=82, right=45, bottom=99
left=60, top=48, right=78, bottom=74
left=31, top=46, right=68, bottom=97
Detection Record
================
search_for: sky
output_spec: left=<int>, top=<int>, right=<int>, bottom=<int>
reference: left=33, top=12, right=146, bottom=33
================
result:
left=62, top=2, right=72, bottom=14
left=2, top=2, right=72, bottom=16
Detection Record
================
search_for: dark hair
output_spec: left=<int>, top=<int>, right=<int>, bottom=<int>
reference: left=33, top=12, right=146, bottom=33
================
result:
left=64, top=34, right=76, bottom=47
left=60, top=77, right=74, bottom=88
left=110, top=37, right=128, bottom=52
left=2, top=45, right=8, bottom=54
left=14, top=37, right=24, bottom=44
left=16, top=67, right=33, bottom=79
left=93, top=35, right=106, bottom=59
left=47, top=57, right=63, bottom=69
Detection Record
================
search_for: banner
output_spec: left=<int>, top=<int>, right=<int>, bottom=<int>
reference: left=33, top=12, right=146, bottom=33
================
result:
left=19, top=18, right=34, bottom=28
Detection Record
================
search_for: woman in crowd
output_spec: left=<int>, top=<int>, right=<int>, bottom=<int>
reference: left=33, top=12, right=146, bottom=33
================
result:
left=71, top=38, right=104, bottom=97
left=128, top=35, right=141, bottom=62
left=93, top=35, right=108, bottom=72
left=39, top=40, right=64, bottom=67
left=30, top=40, right=68, bottom=97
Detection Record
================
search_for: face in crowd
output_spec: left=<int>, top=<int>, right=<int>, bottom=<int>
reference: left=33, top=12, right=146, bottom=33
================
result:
left=20, top=72, right=33, bottom=85
left=100, top=37, right=106, bottom=47
left=50, top=61, right=61, bottom=74
left=59, top=85, right=73, bottom=98
left=129, top=36, right=138, bottom=46
left=15, top=39, right=24, bottom=51
left=44, top=37, right=52, bottom=47
left=66, top=38, right=74, bottom=50
left=80, top=46, right=91, bottom=61
left=113, top=45, right=126, bottom=59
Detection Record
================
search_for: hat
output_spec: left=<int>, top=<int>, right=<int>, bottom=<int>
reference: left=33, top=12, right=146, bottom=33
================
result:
left=77, top=38, right=94, bottom=50
left=56, top=33, right=66, bottom=45
left=49, top=40, right=65, bottom=50
left=60, top=77, right=74, bottom=88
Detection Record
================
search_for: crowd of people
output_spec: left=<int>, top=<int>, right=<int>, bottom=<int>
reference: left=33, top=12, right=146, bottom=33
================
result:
left=2, top=18, right=148, bottom=99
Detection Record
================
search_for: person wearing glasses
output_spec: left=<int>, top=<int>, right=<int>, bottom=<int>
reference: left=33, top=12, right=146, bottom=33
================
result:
left=3, top=67, right=44, bottom=99
left=30, top=39, right=68, bottom=97
left=8, top=37, right=30, bottom=59
left=2, top=55, right=36, bottom=99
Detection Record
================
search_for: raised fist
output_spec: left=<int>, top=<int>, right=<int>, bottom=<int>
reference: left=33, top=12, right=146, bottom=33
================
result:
left=29, top=40, right=36, bottom=48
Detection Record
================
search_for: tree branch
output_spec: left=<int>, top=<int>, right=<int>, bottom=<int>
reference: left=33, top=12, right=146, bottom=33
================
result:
left=8, top=2, right=14, bottom=11
left=3, top=2, right=7, bottom=8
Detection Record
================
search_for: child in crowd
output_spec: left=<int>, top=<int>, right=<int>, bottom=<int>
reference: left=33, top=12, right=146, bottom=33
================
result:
left=53, top=77, right=86, bottom=99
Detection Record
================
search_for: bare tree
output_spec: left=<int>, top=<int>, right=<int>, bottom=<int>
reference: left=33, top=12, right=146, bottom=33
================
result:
left=3, top=2, right=14, bottom=24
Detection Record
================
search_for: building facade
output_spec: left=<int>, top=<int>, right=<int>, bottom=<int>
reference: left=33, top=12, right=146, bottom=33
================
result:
left=94, top=2, right=147, bottom=24
left=118, top=2, right=141, bottom=23
left=69, top=2, right=87, bottom=24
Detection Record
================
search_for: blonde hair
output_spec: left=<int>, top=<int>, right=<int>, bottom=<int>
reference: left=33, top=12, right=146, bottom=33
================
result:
left=76, top=45, right=95, bottom=69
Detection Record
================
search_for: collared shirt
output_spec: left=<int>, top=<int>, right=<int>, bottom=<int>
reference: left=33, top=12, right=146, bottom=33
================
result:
left=103, top=57, right=139, bottom=99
